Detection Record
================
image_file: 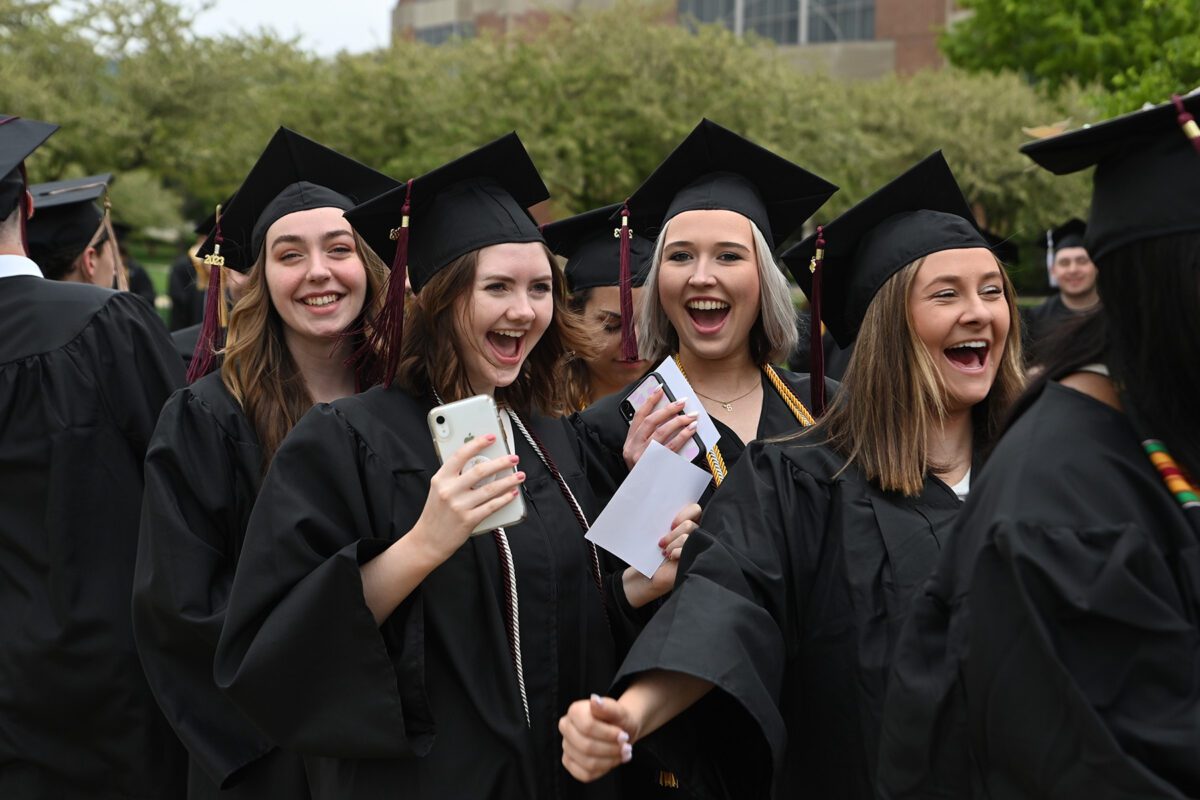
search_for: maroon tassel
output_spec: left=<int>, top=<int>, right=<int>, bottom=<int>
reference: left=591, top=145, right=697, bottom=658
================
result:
left=1171, top=94, right=1200, bottom=154
left=808, top=225, right=826, bottom=416
left=616, top=203, right=639, bottom=362
left=369, top=178, right=413, bottom=387
left=187, top=208, right=226, bottom=383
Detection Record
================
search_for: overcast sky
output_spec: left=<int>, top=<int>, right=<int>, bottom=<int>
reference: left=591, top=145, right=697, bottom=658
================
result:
left=190, top=0, right=394, bottom=56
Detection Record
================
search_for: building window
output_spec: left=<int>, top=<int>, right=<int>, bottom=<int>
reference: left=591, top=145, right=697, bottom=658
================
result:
left=807, top=0, right=873, bottom=42
left=414, top=22, right=475, bottom=45
left=677, top=0, right=736, bottom=31
left=744, top=0, right=800, bottom=44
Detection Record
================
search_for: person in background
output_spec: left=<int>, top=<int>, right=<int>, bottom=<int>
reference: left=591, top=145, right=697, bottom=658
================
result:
left=133, top=127, right=396, bottom=799
left=0, top=114, right=186, bottom=798
left=169, top=214, right=212, bottom=330
left=543, top=202, right=654, bottom=411
left=1023, top=217, right=1098, bottom=365
left=877, top=95, right=1200, bottom=800
left=559, top=152, right=1023, bottom=800
left=112, top=220, right=158, bottom=308
left=27, top=173, right=125, bottom=291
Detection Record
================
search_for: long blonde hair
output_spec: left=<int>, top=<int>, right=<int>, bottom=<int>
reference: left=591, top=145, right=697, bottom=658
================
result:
left=221, top=230, right=388, bottom=469
left=799, top=256, right=1024, bottom=496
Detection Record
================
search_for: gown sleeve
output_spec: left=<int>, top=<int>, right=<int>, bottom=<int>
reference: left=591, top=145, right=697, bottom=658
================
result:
left=132, top=388, right=273, bottom=788
left=612, top=442, right=830, bottom=799
left=214, top=403, right=434, bottom=759
left=879, top=515, right=1200, bottom=800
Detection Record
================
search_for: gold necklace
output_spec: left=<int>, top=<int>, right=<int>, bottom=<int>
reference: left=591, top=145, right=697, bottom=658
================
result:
left=692, top=381, right=760, bottom=412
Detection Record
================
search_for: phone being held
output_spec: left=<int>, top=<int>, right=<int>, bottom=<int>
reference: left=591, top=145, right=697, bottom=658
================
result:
left=618, top=373, right=703, bottom=462
left=428, top=395, right=527, bottom=535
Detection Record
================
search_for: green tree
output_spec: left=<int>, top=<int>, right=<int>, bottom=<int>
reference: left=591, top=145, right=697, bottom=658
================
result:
left=942, top=0, right=1200, bottom=115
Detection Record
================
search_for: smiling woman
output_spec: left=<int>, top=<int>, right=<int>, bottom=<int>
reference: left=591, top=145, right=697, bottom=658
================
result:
left=132, top=128, right=399, bottom=800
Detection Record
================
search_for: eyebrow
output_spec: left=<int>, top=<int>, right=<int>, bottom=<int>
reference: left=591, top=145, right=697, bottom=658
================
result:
left=594, top=309, right=622, bottom=320
left=479, top=273, right=554, bottom=283
left=270, top=229, right=354, bottom=249
left=664, top=240, right=752, bottom=250
left=925, top=270, right=1004, bottom=287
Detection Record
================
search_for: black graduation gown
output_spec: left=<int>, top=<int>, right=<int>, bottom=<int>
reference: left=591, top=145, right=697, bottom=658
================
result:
left=613, top=439, right=962, bottom=800
left=214, top=385, right=619, bottom=800
left=132, top=372, right=310, bottom=799
left=172, top=322, right=201, bottom=366
left=0, top=276, right=187, bottom=798
left=1021, top=294, right=1079, bottom=365
left=877, top=382, right=1200, bottom=800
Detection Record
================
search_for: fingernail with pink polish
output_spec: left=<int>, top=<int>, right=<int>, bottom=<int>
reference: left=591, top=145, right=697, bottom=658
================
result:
left=621, top=743, right=633, bottom=763
left=591, top=693, right=604, bottom=706
left=617, top=730, right=630, bottom=744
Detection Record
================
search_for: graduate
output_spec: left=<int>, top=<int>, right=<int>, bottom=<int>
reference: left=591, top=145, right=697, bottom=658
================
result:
left=542, top=203, right=654, bottom=411
left=26, top=173, right=126, bottom=290
left=877, top=96, right=1200, bottom=800
left=572, top=119, right=838, bottom=507
left=213, top=133, right=696, bottom=799
left=132, top=128, right=397, bottom=799
left=558, top=152, right=1024, bottom=800
left=1022, top=217, right=1098, bottom=365
left=0, top=115, right=187, bottom=796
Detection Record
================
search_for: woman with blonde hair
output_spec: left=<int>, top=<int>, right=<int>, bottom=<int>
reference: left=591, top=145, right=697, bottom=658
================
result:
left=574, top=119, right=838, bottom=504
left=559, top=152, right=1024, bottom=800
left=132, top=128, right=397, bottom=799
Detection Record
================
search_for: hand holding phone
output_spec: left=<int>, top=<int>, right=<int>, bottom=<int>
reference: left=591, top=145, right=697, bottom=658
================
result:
left=425, top=396, right=528, bottom=541
left=618, top=374, right=702, bottom=469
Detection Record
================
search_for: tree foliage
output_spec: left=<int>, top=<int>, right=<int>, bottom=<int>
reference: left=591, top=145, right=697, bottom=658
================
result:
left=942, top=0, right=1200, bottom=115
left=0, top=0, right=1090, bottom=290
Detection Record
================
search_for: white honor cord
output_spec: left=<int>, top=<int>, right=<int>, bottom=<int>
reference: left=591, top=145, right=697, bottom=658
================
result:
left=493, top=523, right=530, bottom=728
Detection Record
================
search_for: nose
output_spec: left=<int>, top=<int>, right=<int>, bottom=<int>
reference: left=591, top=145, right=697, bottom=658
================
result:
left=306, top=251, right=332, bottom=282
left=507, top=291, right=536, bottom=324
left=959, top=292, right=994, bottom=328
left=687, top=255, right=717, bottom=287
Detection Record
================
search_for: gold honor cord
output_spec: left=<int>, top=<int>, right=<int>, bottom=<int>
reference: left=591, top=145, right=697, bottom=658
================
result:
left=671, top=356, right=816, bottom=487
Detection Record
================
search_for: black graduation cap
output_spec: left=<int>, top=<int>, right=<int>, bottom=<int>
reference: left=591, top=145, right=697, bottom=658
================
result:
left=1048, top=218, right=1086, bottom=253
left=346, top=132, right=548, bottom=293
left=782, top=152, right=988, bottom=412
left=196, top=128, right=401, bottom=274
left=344, top=132, right=549, bottom=385
left=1021, top=93, right=1200, bottom=260
left=982, top=228, right=1020, bottom=266
left=542, top=203, right=653, bottom=294
left=618, top=118, right=838, bottom=248
left=0, top=115, right=58, bottom=219
left=26, top=174, right=112, bottom=266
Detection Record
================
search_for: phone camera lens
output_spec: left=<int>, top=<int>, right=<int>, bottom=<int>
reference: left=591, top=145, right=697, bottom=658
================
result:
left=435, top=415, right=446, bottom=425
left=619, top=401, right=633, bottom=421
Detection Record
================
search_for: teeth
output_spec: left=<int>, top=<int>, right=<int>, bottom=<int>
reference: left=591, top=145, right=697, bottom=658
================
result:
left=948, top=340, right=987, bottom=349
left=491, top=330, right=524, bottom=338
left=686, top=299, right=730, bottom=311
left=302, top=294, right=340, bottom=307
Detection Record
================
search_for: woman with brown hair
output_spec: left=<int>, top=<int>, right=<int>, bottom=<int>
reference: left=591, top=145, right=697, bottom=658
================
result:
left=132, top=128, right=397, bottom=799
left=213, top=133, right=695, bottom=800
left=558, top=152, right=1024, bottom=800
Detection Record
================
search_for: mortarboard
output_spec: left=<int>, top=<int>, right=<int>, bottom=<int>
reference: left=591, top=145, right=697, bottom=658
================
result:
left=0, top=115, right=59, bottom=256
left=188, top=129, right=399, bottom=382
left=782, top=152, right=989, bottom=411
left=542, top=203, right=653, bottom=294
left=1048, top=218, right=1087, bottom=253
left=26, top=174, right=113, bottom=268
left=610, top=119, right=838, bottom=361
left=345, top=132, right=549, bottom=385
left=1021, top=93, right=1200, bottom=261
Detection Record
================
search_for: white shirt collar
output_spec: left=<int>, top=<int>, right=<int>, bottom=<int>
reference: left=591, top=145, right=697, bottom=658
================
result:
left=0, top=254, right=43, bottom=280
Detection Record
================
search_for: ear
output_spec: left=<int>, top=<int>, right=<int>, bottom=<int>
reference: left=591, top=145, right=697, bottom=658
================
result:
left=80, top=246, right=98, bottom=280
left=23, top=189, right=34, bottom=220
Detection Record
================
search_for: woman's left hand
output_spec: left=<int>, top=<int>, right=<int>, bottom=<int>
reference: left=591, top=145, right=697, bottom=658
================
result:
left=622, top=503, right=701, bottom=609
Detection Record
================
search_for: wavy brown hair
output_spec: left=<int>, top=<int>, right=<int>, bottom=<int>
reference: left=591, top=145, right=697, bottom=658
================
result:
left=396, top=244, right=596, bottom=415
left=792, top=255, right=1024, bottom=496
left=221, top=230, right=388, bottom=470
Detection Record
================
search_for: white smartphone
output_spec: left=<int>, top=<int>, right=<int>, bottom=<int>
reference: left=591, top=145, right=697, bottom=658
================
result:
left=618, top=373, right=702, bottom=462
left=428, top=394, right=527, bottom=535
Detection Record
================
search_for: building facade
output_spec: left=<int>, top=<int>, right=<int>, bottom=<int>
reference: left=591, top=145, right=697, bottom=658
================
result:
left=391, top=0, right=957, bottom=78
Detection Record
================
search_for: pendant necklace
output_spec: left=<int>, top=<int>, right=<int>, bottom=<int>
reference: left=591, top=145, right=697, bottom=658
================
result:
left=693, top=381, right=760, bottom=412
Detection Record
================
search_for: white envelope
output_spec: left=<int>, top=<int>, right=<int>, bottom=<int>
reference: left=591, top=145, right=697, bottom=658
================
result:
left=585, top=440, right=713, bottom=578
left=653, top=355, right=722, bottom=455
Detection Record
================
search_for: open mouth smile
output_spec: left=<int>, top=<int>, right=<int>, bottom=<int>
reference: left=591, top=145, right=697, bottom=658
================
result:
left=943, top=339, right=990, bottom=373
left=685, top=298, right=731, bottom=334
left=486, top=329, right=526, bottom=366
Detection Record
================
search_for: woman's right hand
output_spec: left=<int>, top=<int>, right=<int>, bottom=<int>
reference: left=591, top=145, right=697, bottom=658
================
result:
left=560, top=694, right=637, bottom=783
left=410, top=434, right=525, bottom=564
left=623, top=388, right=700, bottom=469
